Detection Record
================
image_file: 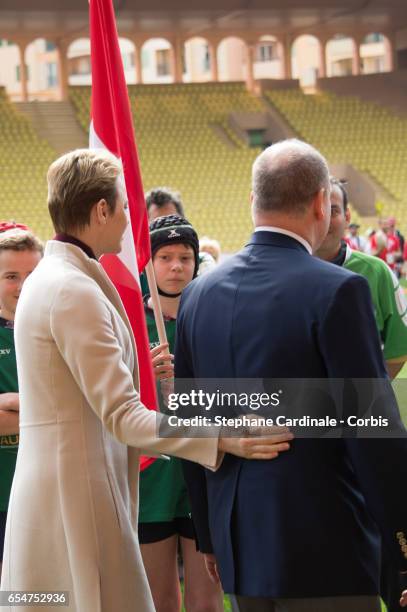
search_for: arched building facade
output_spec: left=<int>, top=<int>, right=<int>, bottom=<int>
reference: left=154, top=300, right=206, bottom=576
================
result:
left=0, top=13, right=400, bottom=100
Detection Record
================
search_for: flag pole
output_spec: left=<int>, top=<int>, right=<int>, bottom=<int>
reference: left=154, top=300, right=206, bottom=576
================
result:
left=90, top=0, right=161, bottom=468
left=145, top=260, right=173, bottom=408
left=145, top=259, right=169, bottom=349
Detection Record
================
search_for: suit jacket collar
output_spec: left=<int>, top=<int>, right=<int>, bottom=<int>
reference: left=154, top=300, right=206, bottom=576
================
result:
left=247, top=230, right=311, bottom=254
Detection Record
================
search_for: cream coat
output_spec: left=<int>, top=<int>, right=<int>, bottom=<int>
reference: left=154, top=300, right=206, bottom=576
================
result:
left=1, top=241, right=221, bottom=612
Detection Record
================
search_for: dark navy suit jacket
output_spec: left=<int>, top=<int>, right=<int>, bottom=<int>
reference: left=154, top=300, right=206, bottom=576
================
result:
left=175, top=231, right=407, bottom=598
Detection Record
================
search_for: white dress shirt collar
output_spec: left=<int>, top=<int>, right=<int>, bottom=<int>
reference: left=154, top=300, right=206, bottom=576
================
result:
left=254, top=226, right=312, bottom=255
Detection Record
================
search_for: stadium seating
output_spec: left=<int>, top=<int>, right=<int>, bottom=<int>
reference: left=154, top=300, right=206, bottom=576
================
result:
left=0, top=87, right=55, bottom=238
left=265, top=89, right=407, bottom=236
left=5, top=82, right=406, bottom=251
left=70, top=82, right=266, bottom=252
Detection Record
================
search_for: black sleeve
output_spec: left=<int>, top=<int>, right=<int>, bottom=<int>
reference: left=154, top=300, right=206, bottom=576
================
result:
left=175, top=294, right=214, bottom=553
left=319, top=274, right=386, bottom=379
left=182, top=460, right=213, bottom=553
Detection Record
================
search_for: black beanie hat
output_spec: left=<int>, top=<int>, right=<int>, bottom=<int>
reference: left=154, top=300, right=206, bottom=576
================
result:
left=149, top=214, right=200, bottom=279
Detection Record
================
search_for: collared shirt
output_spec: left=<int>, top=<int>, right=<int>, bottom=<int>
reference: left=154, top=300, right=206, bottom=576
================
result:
left=254, top=226, right=312, bottom=255
left=53, top=233, right=97, bottom=260
left=0, top=316, right=13, bottom=330
left=0, top=314, right=19, bottom=512
left=330, top=239, right=348, bottom=267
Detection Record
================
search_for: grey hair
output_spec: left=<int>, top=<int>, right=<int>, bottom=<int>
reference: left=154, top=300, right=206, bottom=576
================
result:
left=252, top=139, right=330, bottom=215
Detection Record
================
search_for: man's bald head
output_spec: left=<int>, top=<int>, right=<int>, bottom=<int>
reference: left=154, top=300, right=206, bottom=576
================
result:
left=252, top=139, right=330, bottom=216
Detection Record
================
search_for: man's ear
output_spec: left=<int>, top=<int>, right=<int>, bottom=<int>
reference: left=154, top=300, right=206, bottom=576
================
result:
left=312, top=188, right=327, bottom=220
left=94, top=199, right=108, bottom=225
left=250, top=191, right=257, bottom=225
left=345, top=207, right=351, bottom=226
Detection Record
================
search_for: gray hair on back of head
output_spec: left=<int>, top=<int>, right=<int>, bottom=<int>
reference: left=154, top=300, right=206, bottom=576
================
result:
left=252, top=139, right=330, bottom=215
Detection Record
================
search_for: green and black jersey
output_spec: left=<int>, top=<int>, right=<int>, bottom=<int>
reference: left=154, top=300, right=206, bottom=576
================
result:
left=0, top=317, right=19, bottom=512
left=344, top=246, right=407, bottom=362
left=138, top=299, right=191, bottom=524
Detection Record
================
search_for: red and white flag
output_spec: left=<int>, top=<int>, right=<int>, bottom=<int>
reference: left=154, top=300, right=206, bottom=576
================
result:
left=89, top=0, right=157, bottom=469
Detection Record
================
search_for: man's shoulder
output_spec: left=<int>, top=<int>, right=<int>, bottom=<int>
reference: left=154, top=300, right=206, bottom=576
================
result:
left=346, top=249, right=389, bottom=270
left=345, top=250, right=394, bottom=283
left=184, top=246, right=359, bottom=302
left=309, top=254, right=355, bottom=280
left=301, top=257, right=370, bottom=308
left=181, top=250, right=246, bottom=304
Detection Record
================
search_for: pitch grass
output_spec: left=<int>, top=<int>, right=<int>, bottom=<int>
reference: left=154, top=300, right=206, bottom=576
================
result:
left=394, top=363, right=407, bottom=426
left=396, top=279, right=407, bottom=423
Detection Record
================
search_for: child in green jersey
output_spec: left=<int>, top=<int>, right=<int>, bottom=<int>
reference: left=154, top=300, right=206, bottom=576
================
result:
left=140, top=215, right=223, bottom=612
left=0, top=224, right=42, bottom=576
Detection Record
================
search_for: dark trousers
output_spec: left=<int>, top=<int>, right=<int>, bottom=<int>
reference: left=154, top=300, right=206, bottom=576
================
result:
left=235, top=595, right=381, bottom=612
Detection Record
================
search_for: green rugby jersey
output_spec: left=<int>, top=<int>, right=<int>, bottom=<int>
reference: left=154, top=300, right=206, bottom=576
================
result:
left=138, top=300, right=191, bottom=523
left=0, top=317, right=19, bottom=511
left=344, top=246, right=407, bottom=362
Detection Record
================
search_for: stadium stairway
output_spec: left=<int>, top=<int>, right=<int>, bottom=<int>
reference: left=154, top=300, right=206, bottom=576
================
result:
left=5, top=83, right=407, bottom=250
left=3, top=83, right=269, bottom=250
left=15, top=101, right=87, bottom=155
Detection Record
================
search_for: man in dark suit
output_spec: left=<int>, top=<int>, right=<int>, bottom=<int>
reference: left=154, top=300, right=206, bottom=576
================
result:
left=175, top=139, right=407, bottom=611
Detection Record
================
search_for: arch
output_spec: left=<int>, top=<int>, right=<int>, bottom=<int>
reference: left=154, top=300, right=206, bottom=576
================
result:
left=0, top=39, right=23, bottom=101
left=326, top=34, right=355, bottom=77
left=25, top=38, right=59, bottom=100
left=67, top=37, right=136, bottom=86
left=118, top=37, right=136, bottom=84
left=253, top=35, right=284, bottom=80
left=291, top=34, right=322, bottom=87
left=182, top=36, right=211, bottom=83
left=141, top=37, right=175, bottom=84
left=360, top=32, right=391, bottom=74
left=67, top=38, right=91, bottom=86
left=216, top=36, right=247, bottom=82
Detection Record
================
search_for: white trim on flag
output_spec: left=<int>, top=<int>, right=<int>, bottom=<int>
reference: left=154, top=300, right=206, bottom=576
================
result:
left=89, top=121, right=140, bottom=283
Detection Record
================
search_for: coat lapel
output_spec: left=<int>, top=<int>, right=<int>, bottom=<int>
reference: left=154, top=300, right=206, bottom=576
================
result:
left=45, top=241, right=149, bottom=515
left=45, top=241, right=139, bottom=387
